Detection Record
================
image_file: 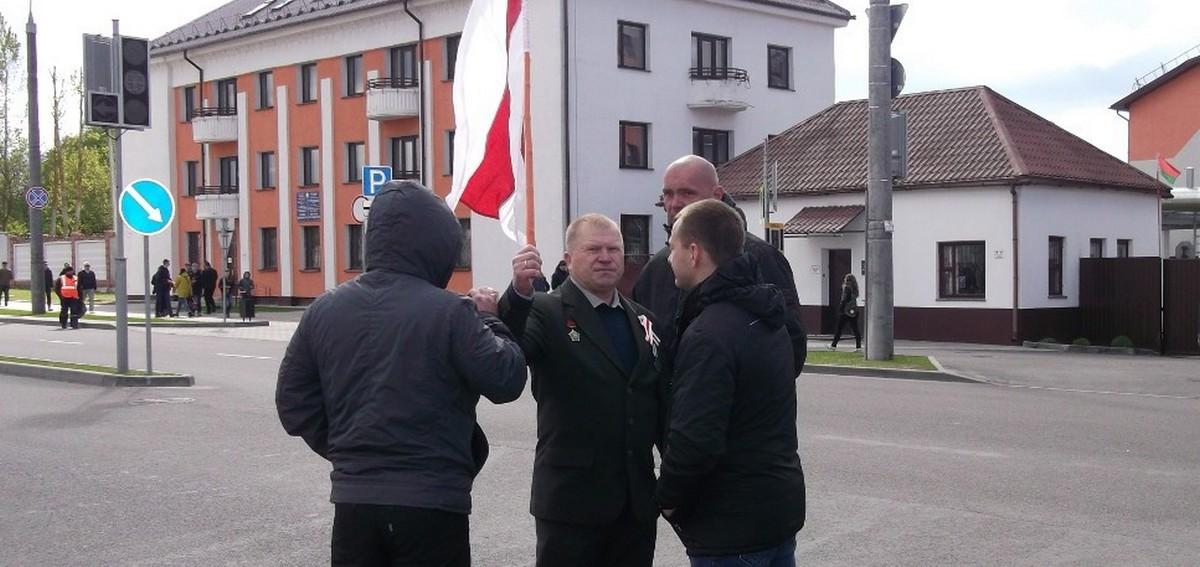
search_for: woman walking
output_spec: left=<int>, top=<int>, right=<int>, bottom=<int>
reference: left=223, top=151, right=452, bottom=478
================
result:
left=830, top=274, right=861, bottom=351
left=237, top=271, right=256, bottom=321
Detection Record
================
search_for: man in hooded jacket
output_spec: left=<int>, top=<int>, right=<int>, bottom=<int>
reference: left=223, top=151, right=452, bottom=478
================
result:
left=658, top=200, right=806, bottom=566
left=276, top=180, right=528, bottom=567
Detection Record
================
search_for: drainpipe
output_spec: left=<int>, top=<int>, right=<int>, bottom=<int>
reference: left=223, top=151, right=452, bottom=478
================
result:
left=561, top=0, right=572, bottom=237
left=1010, top=185, right=1020, bottom=343
left=182, top=49, right=206, bottom=187
left=403, top=0, right=427, bottom=186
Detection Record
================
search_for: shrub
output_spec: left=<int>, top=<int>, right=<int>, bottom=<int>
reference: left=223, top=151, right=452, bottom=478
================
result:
left=1040, top=337, right=1058, bottom=344
left=1071, top=337, right=1091, bottom=347
left=1110, top=336, right=1135, bottom=349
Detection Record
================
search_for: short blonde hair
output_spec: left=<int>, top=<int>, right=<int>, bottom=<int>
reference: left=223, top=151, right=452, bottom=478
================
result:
left=565, top=214, right=621, bottom=252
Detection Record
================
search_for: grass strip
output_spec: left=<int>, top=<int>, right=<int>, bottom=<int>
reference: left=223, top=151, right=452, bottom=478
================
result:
left=0, top=354, right=169, bottom=376
left=806, top=350, right=937, bottom=371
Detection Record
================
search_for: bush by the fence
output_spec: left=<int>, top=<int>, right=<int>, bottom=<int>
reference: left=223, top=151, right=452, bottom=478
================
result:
left=1110, top=335, right=1135, bottom=349
left=1072, top=337, right=1091, bottom=347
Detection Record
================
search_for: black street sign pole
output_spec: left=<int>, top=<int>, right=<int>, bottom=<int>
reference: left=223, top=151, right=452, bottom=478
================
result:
left=26, top=11, right=44, bottom=314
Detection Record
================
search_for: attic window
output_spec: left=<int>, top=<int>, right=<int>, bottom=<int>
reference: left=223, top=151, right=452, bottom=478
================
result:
left=271, top=0, right=297, bottom=10
left=243, top=1, right=271, bottom=17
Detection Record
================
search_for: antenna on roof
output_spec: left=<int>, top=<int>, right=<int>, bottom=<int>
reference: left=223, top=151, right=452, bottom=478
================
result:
left=271, top=0, right=298, bottom=10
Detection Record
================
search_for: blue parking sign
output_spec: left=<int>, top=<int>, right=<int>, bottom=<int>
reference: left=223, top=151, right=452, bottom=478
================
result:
left=362, top=166, right=392, bottom=197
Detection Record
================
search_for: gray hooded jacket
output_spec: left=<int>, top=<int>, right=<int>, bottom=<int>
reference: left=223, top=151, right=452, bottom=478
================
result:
left=276, top=181, right=527, bottom=514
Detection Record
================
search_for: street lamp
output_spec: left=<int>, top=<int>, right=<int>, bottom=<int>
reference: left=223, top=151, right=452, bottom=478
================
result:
left=218, top=219, right=233, bottom=323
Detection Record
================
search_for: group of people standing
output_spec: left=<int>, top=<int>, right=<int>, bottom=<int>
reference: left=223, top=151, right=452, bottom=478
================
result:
left=151, top=260, right=254, bottom=319
left=277, top=154, right=810, bottom=567
left=45, top=261, right=98, bottom=329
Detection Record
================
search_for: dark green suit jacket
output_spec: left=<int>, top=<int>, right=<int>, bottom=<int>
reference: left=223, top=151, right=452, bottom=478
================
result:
left=500, top=279, right=664, bottom=525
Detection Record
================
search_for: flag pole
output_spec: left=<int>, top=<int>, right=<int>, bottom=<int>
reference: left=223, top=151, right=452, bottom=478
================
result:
left=523, top=49, right=536, bottom=246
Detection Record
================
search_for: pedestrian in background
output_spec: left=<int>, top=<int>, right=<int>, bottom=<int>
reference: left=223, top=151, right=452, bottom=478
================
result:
left=200, top=261, right=218, bottom=314
left=174, top=268, right=194, bottom=317
left=549, top=259, right=568, bottom=290
left=151, top=259, right=173, bottom=317
left=78, top=262, right=98, bottom=315
left=829, top=274, right=861, bottom=351
left=43, top=262, right=54, bottom=311
left=53, top=265, right=83, bottom=330
left=0, top=261, right=12, bottom=306
left=238, top=271, right=255, bottom=321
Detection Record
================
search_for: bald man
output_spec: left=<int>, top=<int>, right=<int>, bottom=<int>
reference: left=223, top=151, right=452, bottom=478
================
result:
left=632, top=155, right=807, bottom=377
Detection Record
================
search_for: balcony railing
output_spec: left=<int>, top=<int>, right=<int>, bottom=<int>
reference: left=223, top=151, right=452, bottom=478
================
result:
left=192, top=107, right=239, bottom=143
left=367, top=77, right=421, bottom=120
left=194, top=106, right=238, bottom=117
left=195, top=185, right=239, bottom=195
left=687, top=67, right=751, bottom=112
left=689, top=67, right=750, bottom=83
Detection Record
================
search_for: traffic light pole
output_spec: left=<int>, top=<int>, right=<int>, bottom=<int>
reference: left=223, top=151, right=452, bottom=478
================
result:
left=110, top=19, right=130, bottom=374
left=866, top=0, right=895, bottom=360
left=26, top=13, right=45, bottom=314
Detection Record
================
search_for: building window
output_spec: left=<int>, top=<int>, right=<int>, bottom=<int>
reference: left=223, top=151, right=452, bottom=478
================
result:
left=216, top=78, right=237, bottom=111
left=444, top=130, right=456, bottom=176
left=184, top=161, right=199, bottom=196
left=691, top=33, right=730, bottom=78
left=346, top=142, right=365, bottom=183
left=300, top=63, right=318, bottom=103
left=347, top=224, right=364, bottom=271
left=444, top=35, right=461, bottom=81
left=219, top=156, right=239, bottom=190
left=619, top=21, right=647, bottom=70
left=621, top=214, right=650, bottom=262
left=301, top=147, right=320, bottom=186
left=767, top=45, right=792, bottom=89
left=260, top=227, right=278, bottom=270
left=693, top=128, right=731, bottom=165
left=619, top=121, right=650, bottom=169
left=344, top=54, right=364, bottom=96
left=1089, top=238, right=1105, bottom=259
left=1048, top=236, right=1064, bottom=297
left=389, top=45, right=418, bottom=86
left=938, top=241, right=985, bottom=299
left=456, top=218, right=471, bottom=270
left=302, top=226, right=321, bottom=270
left=257, top=71, right=274, bottom=109
left=183, top=86, right=196, bottom=121
left=258, top=152, right=276, bottom=190
left=391, top=136, right=420, bottom=178
left=1117, top=239, right=1132, bottom=258
left=187, top=232, right=201, bottom=265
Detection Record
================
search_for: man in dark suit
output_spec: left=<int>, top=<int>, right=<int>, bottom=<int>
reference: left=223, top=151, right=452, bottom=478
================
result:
left=500, top=214, right=665, bottom=567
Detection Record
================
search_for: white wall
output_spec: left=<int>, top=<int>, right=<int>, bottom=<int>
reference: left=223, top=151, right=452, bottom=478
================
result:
left=1017, top=184, right=1162, bottom=308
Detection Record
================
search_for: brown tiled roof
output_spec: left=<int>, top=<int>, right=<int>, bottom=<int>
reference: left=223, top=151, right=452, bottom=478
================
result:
left=721, top=86, right=1169, bottom=199
left=737, top=0, right=853, bottom=20
left=784, top=205, right=863, bottom=235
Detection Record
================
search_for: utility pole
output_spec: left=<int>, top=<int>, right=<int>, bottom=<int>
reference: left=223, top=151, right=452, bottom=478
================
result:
left=26, top=11, right=44, bottom=314
left=110, top=20, right=129, bottom=373
left=865, top=0, right=906, bottom=360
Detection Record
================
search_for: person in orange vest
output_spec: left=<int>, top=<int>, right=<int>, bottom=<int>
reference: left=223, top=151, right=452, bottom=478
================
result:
left=53, top=266, right=82, bottom=330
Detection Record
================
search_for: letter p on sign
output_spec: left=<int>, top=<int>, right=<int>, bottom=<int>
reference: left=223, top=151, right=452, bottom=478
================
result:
left=362, top=166, right=393, bottom=197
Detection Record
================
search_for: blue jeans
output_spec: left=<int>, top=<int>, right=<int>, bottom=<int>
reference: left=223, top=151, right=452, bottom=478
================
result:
left=689, top=538, right=796, bottom=567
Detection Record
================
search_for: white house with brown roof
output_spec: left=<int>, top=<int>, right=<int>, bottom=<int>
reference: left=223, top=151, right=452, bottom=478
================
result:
left=720, top=86, right=1168, bottom=344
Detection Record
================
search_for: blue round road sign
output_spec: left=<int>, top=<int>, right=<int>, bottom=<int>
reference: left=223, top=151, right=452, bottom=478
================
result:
left=119, top=179, right=176, bottom=236
left=25, top=186, right=48, bottom=210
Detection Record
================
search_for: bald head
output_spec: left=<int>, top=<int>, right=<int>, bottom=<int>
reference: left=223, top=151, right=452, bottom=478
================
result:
left=662, top=155, right=725, bottom=226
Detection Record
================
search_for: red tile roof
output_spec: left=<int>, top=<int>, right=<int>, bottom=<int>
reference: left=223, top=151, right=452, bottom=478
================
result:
left=721, top=86, right=1169, bottom=199
left=784, top=205, right=863, bottom=235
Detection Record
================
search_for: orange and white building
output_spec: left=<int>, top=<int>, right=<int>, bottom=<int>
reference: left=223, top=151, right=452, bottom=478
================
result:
left=121, top=0, right=852, bottom=299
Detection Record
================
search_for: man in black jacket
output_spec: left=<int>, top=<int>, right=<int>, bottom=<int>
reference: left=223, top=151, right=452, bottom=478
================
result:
left=658, top=200, right=806, bottom=566
left=632, top=155, right=806, bottom=376
left=500, top=214, right=664, bottom=567
left=152, top=259, right=172, bottom=317
left=77, top=262, right=98, bottom=314
left=276, top=181, right=528, bottom=567
left=200, top=261, right=218, bottom=314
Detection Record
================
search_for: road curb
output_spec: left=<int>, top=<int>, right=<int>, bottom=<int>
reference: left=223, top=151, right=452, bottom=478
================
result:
left=0, top=316, right=269, bottom=329
left=0, top=360, right=194, bottom=387
left=805, top=363, right=981, bottom=383
left=1021, top=341, right=1157, bottom=356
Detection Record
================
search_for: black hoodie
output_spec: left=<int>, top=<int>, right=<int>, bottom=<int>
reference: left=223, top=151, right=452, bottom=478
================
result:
left=276, top=181, right=527, bottom=514
left=657, top=254, right=806, bottom=556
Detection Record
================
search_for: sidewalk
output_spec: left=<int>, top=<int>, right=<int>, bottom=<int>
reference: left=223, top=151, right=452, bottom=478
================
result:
left=0, top=300, right=267, bottom=327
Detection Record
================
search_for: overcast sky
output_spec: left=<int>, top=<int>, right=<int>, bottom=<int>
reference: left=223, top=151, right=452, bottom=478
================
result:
left=4, top=0, right=1200, bottom=160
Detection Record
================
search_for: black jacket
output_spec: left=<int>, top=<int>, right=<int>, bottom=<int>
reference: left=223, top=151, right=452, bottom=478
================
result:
left=152, top=266, right=172, bottom=294
left=199, top=267, right=218, bottom=291
left=838, top=285, right=859, bottom=317
left=276, top=180, right=527, bottom=514
left=77, top=269, right=97, bottom=291
left=657, top=254, right=806, bottom=556
left=499, top=280, right=666, bottom=526
left=632, top=196, right=806, bottom=376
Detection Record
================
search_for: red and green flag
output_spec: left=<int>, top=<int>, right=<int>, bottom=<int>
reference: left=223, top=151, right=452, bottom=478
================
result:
left=1158, top=155, right=1181, bottom=185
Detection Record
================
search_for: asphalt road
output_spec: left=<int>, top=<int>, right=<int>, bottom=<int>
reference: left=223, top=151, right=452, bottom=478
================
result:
left=1, top=323, right=1198, bottom=566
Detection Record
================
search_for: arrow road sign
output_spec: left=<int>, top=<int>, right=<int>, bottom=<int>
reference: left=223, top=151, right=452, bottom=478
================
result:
left=119, top=178, right=176, bottom=236
left=25, top=186, right=49, bottom=210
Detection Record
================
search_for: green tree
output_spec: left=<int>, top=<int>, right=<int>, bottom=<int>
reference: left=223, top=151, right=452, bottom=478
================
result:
left=42, top=127, right=110, bottom=236
left=0, top=14, right=24, bottom=234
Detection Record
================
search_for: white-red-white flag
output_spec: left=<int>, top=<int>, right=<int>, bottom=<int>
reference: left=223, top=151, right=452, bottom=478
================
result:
left=447, top=0, right=528, bottom=243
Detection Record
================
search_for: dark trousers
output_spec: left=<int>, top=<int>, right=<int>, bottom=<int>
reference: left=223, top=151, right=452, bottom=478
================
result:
left=203, top=287, right=216, bottom=313
left=155, top=290, right=172, bottom=317
left=331, top=503, right=469, bottom=567
left=689, top=537, right=796, bottom=567
left=0, top=286, right=8, bottom=305
left=831, top=312, right=860, bottom=348
left=58, top=298, right=81, bottom=328
left=535, top=502, right=656, bottom=567
left=45, top=288, right=53, bottom=310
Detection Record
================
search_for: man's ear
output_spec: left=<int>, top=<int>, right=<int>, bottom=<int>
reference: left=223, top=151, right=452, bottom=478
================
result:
left=713, top=185, right=726, bottom=200
left=688, top=242, right=702, bottom=267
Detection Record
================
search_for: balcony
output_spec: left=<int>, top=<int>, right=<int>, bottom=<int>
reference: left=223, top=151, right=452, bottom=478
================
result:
left=193, top=185, right=239, bottom=220
left=366, top=77, right=420, bottom=120
left=192, top=107, right=238, bottom=143
left=687, top=67, right=751, bottom=112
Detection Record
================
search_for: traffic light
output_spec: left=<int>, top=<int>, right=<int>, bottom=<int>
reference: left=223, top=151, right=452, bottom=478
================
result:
left=888, top=4, right=907, bottom=98
left=120, top=36, right=150, bottom=129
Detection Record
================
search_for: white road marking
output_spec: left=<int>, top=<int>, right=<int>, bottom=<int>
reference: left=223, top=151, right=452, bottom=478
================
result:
left=994, top=383, right=1197, bottom=400
left=216, top=353, right=273, bottom=360
left=813, top=434, right=1008, bottom=459
left=39, top=339, right=83, bottom=345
